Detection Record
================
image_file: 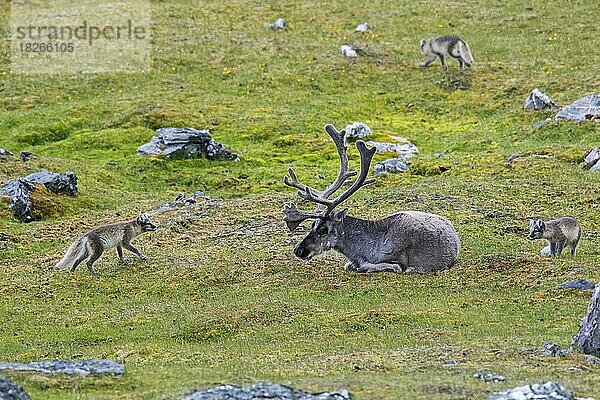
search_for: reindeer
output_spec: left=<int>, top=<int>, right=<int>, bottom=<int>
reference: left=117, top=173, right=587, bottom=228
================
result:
left=283, top=124, right=460, bottom=273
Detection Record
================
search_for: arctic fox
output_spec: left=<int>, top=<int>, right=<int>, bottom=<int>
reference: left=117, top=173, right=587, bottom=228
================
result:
left=527, top=217, right=581, bottom=257
left=419, top=35, right=473, bottom=70
left=55, top=214, right=158, bottom=275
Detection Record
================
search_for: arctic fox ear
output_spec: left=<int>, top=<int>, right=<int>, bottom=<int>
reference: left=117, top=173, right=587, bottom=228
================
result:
left=419, top=39, right=426, bottom=47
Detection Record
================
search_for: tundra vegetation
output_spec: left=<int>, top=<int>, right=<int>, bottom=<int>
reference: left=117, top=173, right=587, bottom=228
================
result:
left=0, top=1, right=600, bottom=399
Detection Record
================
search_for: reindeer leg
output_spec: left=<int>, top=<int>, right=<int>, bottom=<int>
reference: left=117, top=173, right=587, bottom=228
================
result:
left=344, top=261, right=359, bottom=271
left=356, top=262, right=403, bottom=273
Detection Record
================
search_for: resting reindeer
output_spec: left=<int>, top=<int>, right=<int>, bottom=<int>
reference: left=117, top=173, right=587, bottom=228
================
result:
left=283, top=124, right=460, bottom=273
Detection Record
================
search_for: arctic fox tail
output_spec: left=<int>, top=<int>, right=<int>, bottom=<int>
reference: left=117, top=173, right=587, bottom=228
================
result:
left=458, top=41, right=474, bottom=66
left=55, top=237, right=89, bottom=270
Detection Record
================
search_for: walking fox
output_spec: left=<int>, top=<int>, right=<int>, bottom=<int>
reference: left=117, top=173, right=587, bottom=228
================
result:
left=527, top=217, right=581, bottom=257
left=55, top=214, right=158, bottom=275
left=419, top=35, right=473, bottom=70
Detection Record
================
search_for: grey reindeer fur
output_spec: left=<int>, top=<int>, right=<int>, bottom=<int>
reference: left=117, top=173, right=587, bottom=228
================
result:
left=297, top=210, right=460, bottom=273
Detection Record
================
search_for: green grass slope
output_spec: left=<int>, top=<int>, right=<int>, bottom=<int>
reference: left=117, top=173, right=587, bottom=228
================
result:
left=1, top=1, right=600, bottom=399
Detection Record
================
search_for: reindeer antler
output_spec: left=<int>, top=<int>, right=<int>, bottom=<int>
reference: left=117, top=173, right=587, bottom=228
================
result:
left=283, top=124, right=377, bottom=231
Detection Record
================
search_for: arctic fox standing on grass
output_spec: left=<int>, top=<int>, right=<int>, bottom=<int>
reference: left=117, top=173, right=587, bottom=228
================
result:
left=55, top=214, right=158, bottom=276
left=419, top=35, right=473, bottom=70
left=527, top=217, right=582, bottom=257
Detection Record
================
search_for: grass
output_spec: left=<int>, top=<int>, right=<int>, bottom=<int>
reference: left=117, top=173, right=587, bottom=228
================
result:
left=1, top=0, right=600, bottom=398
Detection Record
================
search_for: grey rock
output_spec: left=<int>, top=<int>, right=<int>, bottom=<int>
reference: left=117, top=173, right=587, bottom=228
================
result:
left=0, top=148, right=15, bottom=162
left=587, top=355, right=600, bottom=365
left=443, top=360, right=458, bottom=366
left=487, top=381, right=578, bottom=400
left=542, top=341, right=571, bottom=357
left=364, top=138, right=418, bottom=159
left=373, top=158, right=409, bottom=174
left=0, top=359, right=124, bottom=376
left=354, top=23, right=370, bottom=33
left=154, top=191, right=209, bottom=214
left=0, top=170, right=77, bottom=222
left=138, top=128, right=237, bottom=161
left=24, top=170, right=78, bottom=196
left=533, top=118, right=553, bottom=128
left=19, top=151, right=35, bottom=162
left=182, top=382, right=352, bottom=400
left=0, top=374, right=31, bottom=400
left=555, top=94, right=600, bottom=122
left=572, top=285, right=600, bottom=356
left=343, top=122, right=372, bottom=140
left=506, top=154, right=525, bottom=163
left=524, top=88, right=560, bottom=111
left=268, top=18, right=286, bottom=30
left=584, top=147, right=600, bottom=171
left=340, top=45, right=357, bottom=58
left=540, top=245, right=552, bottom=257
left=473, top=372, right=506, bottom=382
left=559, top=279, right=596, bottom=291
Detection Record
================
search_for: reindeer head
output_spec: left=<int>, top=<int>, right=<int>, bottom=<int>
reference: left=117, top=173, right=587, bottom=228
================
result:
left=283, top=124, right=376, bottom=260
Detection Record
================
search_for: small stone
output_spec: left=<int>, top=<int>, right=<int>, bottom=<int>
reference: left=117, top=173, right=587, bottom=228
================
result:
left=343, top=122, right=372, bottom=140
left=524, top=88, right=560, bottom=111
left=19, top=151, right=35, bottom=162
left=443, top=360, right=458, bottom=366
left=0, top=374, right=31, bottom=400
left=473, top=372, right=506, bottom=382
left=487, top=381, right=577, bottom=400
left=555, top=94, right=600, bottom=122
left=558, top=279, right=596, bottom=291
left=533, top=118, right=553, bottom=129
left=373, top=158, right=409, bottom=174
left=506, top=154, right=525, bottom=163
left=586, top=355, right=600, bottom=365
left=0, top=359, right=124, bottom=376
left=0, top=148, right=14, bottom=162
left=354, top=23, right=370, bottom=32
left=182, top=382, right=352, bottom=400
left=341, top=45, right=357, bottom=58
left=268, top=18, right=286, bottom=30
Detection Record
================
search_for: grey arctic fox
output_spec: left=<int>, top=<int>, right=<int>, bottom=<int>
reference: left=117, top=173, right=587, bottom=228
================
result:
left=419, top=35, right=473, bottom=70
left=55, top=214, right=158, bottom=275
left=527, top=217, right=582, bottom=257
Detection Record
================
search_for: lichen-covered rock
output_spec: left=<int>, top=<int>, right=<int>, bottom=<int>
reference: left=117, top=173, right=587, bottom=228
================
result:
left=364, top=139, right=418, bottom=159
left=0, top=170, right=77, bottom=222
left=584, top=147, right=600, bottom=172
left=487, top=381, right=581, bottom=400
left=0, top=148, right=14, bottom=162
left=354, top=23, right=370, bottom=33
left=0, top=359, right=124, bottom=376
left=340, top=45, right=357, bottom=58
left=268, top=18, right=286, bottom=30
left=0, top=375, right=31, bottom=400
left=373, top=158, right=409, bottom=174
left=572, top=285, right=600, bottom=357
left=138, top=128, right=238, bottom=161
left=182, top=382, right=352, bottom=400
left=524, top=88, right=560, bottom=111
left=343, top=122, right=372, bottom=140
left=555, top=94, right=600, bottom=122
left=473, top=372, right=505, bottom=382
left=559, top=279, right=596, bottom=291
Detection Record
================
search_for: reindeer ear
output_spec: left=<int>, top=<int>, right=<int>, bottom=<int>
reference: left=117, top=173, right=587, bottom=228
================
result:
left=285, top=220, right=302, bottom=231
left=332, top=208, right=348, bottom=222
left=420, top=39, right=426, bottom=47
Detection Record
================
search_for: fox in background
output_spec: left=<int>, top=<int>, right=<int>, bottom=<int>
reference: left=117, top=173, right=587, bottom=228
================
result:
left=419, top=35, right=474, bottom=70
left=55, top=214, right=158, bottom=276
